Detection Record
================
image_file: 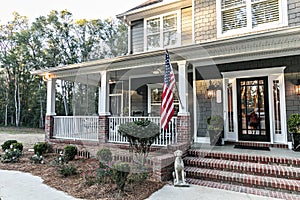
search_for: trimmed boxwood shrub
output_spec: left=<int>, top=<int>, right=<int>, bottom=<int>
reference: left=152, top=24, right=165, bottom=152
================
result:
left=34, top=142, right=48, bottom=156
left=96, top=148, right=112, bottom=164
left=12, top=142, right=23, bottom=152
left=1, top=140, right=18, bottom=151
left=64, top=145, right=77, bottom=161
left=112, top=162, right=130, bottom=192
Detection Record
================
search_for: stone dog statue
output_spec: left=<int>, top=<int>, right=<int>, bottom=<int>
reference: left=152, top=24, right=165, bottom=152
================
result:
left=172, top=150, right=188, bottom=186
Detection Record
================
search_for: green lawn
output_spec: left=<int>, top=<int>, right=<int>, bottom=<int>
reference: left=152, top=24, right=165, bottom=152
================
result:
left=0, top=127, right=44, bottom=134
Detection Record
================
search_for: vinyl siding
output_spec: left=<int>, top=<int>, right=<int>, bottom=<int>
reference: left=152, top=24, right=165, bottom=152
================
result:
left=181, top=6, right=193, bottom=46
left=131, top=19, right=144, bottom=54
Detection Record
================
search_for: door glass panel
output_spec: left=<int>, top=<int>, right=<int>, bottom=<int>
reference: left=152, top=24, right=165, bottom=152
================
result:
left=273, top=80, right=281, bottom=134
left=227, top=83, right=234, bottom=132
left=238, top=77, right=269, bottom=141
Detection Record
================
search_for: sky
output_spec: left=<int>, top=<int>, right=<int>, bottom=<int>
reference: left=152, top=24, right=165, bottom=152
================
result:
left=0, top=0, right=146, bottom=24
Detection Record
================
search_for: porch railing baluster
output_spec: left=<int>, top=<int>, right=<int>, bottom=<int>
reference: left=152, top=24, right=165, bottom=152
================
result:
left=53, top=116, right=99, bottom=141
left=108, top=116, right=177, bottom=146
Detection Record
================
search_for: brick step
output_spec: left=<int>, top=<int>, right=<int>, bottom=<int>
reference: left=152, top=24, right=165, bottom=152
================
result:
left=185, top=167, right=300, bottom=194
left=186, top=178, right=300, bottom=200
left=184, top=157, right=300, bottom=179
left=188, top=149, right=300, bottom=166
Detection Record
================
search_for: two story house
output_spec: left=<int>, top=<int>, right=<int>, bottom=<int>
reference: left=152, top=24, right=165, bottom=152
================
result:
left=32, top=0, right=300, bottom=188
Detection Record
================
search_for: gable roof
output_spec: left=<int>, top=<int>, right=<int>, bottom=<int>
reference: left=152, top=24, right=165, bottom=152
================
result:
left=126, top=0, right=163, bottom=13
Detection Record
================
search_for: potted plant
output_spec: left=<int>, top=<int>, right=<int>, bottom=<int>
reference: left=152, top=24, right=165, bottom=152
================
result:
left=287, top=113, right=300, bottom=151
left=207, top=115, right=224, bottom=146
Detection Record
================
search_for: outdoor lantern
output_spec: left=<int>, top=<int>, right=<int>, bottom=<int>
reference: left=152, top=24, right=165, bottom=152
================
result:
left=295, top=80, right=300, bottom=95
left=207, top=80, right=216, bottom=99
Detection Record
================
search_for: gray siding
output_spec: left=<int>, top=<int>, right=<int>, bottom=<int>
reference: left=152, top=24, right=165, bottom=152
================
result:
left=288, top=0, right=300, bottom=26
left=181, top=6, right=193, bottom=46
left=131, top=19, right=144, bottom=54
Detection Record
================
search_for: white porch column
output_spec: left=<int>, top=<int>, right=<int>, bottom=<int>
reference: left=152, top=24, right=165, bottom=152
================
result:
left=98, top=71, right=110, bottom=115
left=46, top=78, right=56, bottom=116
left=177, top=60, right=188, bottom=115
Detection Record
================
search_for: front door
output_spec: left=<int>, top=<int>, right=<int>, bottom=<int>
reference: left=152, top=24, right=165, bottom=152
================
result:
left=237, top=77, right=270, bottom=142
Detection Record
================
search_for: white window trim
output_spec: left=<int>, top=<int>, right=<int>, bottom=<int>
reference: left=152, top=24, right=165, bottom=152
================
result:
left=144, top=10, right=181, bottom=51
left=216, top=0, right=288, bottom=38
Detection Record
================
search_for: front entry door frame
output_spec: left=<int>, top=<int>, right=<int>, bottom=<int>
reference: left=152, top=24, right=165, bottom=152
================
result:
left=222, top=67, right=287, bottom=144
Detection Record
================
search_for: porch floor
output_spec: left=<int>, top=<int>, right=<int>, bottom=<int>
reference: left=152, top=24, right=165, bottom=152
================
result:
left=191, top=143, right=299, bottom=159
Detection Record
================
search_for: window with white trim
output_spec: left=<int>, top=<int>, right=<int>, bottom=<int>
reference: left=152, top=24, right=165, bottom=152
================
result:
left=217, top=0, right=287, bottom=36
left=145, top=12, right=180, bottom=51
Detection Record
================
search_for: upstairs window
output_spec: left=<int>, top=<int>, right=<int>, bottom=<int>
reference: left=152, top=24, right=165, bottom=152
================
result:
left=217, top=0, right=287, bottom=37
left=145, top=12, right=180, bottom=51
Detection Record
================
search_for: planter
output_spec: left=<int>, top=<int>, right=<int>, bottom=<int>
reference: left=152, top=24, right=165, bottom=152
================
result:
left=208, top=130, right=223, bottom=146
left=291, top=133, right=300, bottom=151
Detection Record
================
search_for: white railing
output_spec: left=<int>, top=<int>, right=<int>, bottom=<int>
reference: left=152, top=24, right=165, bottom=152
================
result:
left=108, top=117, right=177, bottom=146
left=53, top=116, right=99, bottom=141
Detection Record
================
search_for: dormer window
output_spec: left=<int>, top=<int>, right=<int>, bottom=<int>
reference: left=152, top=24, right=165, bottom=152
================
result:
left=217, top=0, right=288, bottom=37
left=145, top=11, right=180, bottom=51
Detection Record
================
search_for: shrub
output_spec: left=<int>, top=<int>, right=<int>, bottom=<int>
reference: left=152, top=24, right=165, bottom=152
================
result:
left=112, top=162, right=130, bottom=192
left=12, top=142, right=23, bottom=152
left=1, top=140, right=18, bottom=151
left=128, top=172, right=148, bottom=185
left=1, top=147, right=22, bottom=163
left=56, top=164, right=77, bottom=177
left=287, top=113, right=300, bottom=134
left=30, top=155, right=44, bottom=164
left=50, top=153, right=77, bottom=177
left=96, top=148, right=112, bottom=164
left=34, top=142, right=48, bottom=156
left=64, top=145, right=77, bottom=161
left=95, top=162, right=112, bottom=183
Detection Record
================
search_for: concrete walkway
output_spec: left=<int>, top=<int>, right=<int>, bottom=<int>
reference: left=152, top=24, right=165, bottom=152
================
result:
left=0, top=170, right=78, bottom=200
left=146, top=184, right=281, bottom=200
left=0, top=169, right=281, bottom=200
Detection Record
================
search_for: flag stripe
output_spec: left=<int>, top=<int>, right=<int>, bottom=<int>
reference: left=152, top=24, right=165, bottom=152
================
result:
left=160, top=50, right=175, bottom=130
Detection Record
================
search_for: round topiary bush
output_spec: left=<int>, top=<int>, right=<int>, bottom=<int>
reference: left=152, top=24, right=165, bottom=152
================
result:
left=112, top=162, right=130, bottom=192
left=34, top=142, right=48, bottom=156
left=96, top=148, right=112, bottom=164
left=1, top=140, right=18, bottom=151
left=12, top=142, right=23, bottom=152
left=64, top=145, right=77, bottom=161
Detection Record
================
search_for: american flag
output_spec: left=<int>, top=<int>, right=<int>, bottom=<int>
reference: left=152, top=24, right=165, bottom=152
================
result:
left=160, top=50, right=175, bottom=130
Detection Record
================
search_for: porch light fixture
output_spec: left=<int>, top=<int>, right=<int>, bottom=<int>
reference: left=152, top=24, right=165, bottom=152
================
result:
left=42, top=73, right=51, bottom=81
left=295, top=79, right=300, bottom=95
left=153, top=68, right=162, bottom=75
left=207, top=80, right=216, bottom=99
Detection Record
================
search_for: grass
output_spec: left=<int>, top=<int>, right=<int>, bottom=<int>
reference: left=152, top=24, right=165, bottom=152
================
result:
left=0, top=126, right=44, bottom=134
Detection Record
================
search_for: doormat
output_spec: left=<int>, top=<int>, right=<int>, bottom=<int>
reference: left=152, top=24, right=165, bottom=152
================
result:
left=234, top=145, right=270, bottom=151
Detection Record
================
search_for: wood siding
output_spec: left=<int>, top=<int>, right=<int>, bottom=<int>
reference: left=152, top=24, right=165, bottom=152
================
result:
left=181, top=6, right=193, bottom=46
left=131, top=19, right=144, bottom=53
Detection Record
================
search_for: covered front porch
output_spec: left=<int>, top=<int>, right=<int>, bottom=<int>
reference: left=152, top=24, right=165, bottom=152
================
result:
left=42, top=52, right=191, bottom=150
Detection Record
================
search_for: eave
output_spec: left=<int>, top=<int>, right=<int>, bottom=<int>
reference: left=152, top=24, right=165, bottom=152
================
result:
left=31, top=26, right=300, bottom=79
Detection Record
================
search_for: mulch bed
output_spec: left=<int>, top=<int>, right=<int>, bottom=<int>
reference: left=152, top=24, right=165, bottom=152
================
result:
left=0, top=149, right=166, bottom=200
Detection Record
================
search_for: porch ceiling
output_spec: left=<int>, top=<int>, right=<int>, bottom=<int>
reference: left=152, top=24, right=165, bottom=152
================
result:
left=31, top=26, right=300, bottom=79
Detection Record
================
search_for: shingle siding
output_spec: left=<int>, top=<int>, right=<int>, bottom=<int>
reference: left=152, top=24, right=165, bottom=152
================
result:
left=288, top=0, right=300, bottom=26
left=194, top=0, right=217, bottom=43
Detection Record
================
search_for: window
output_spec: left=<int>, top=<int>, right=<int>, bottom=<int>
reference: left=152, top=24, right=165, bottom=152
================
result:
left=145, top=12, right=180, bottom=51
left=217, top=0, right=287, bottom=36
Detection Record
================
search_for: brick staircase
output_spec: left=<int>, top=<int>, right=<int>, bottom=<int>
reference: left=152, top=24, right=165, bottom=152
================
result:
left=184, top=148, right=300, bottom=200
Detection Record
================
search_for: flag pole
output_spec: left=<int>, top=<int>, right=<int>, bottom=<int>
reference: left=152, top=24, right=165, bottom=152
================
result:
left=166, top=49, right=184, bottom=110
